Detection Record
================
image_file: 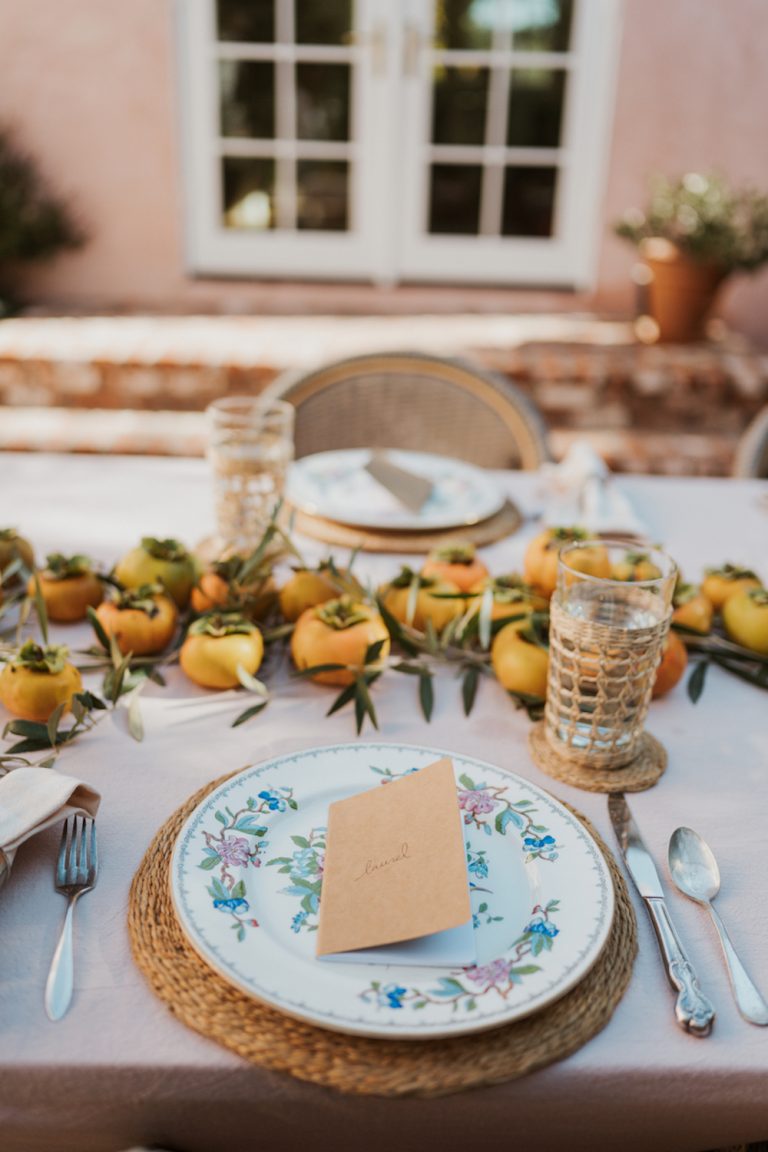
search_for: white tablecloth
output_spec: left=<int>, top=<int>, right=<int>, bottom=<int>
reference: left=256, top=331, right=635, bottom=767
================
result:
left=1, top=453, right=767, bottom=1152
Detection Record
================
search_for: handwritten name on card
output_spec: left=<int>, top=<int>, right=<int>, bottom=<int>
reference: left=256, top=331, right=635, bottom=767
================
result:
left=316, top=758, right=470, bottom=957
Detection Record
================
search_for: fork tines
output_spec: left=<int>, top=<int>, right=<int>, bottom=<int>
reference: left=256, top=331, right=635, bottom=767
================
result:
left=56, top=814, right=98, bottom=890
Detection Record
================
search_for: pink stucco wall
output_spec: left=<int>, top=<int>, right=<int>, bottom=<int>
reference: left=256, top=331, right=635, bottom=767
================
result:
left=2, top=0, right=767, bottom=343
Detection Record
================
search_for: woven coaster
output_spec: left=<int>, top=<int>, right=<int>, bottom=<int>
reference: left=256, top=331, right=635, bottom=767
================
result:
left=128, top=771, right=637, bottom=1098
left=528, top=723, right=667, bottom=794
left=286, top=499, right=522, bottom=553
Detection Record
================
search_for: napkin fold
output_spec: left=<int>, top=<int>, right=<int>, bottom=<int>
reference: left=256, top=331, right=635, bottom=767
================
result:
left=0, top=767, right=101, bottom=890
left=540, top=441, right=648, bottom=537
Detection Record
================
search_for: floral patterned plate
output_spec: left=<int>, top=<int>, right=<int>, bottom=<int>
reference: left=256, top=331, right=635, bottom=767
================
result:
left=170, top=743, right=614, bottom=1040
left=284, top=449, right=504, bottom=530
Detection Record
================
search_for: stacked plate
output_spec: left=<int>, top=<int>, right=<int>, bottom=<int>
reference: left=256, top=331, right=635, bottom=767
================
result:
left=284, top=449, right=508, bottom=539
left=171, top=744, right=615, bottom=1040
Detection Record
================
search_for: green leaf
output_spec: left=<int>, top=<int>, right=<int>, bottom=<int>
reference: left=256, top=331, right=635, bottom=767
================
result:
left=510, top=965, right=540, bottom=976
left=86, top=605, right=110, bottom=652
left=5, top=738, right=51, bottom=754
left=70, top=695, right=87, bottom=724
left=292, top=663, right=348, bottom=678
left=32, top=572, right=49, bottom=645
left=424, top=618, right=439, bottom=655
left=46, top=701, right=67, bottom=748
left=108, top=630, right=125, bottom=672
left=356, top=677, right=379, bottom=733
left=215, top=810, right=227, bottom=824
left=326, top=681, right=357, bottom=717
left=74, top=690, right=107, bottom=711
left=291, top=835, right=310, bottom=848
left=687, top=659, right=709, bottom=704
left=391, top=661, right=423, bottom=676
left=128, top=692, right=144, bottom=742
left=4, top=719, right=50, bottom=740
left=198, top=856, right=219, bottom=871
left=364, top=638, right=386, bottom=665
left=231, top=700, right=269, bottom=728
left=462, top=665, right=479, bottom=716
left=418, top=671, right=434, bottom=722
left=458, top=773, right=476, bottom=790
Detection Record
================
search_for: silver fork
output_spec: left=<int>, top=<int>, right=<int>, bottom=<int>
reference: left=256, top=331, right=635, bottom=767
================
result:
left=45, top=815, right=98, bottom=1021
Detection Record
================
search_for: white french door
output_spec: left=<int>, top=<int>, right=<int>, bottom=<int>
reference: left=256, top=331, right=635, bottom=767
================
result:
left=179, top=0, right=621, bottom=287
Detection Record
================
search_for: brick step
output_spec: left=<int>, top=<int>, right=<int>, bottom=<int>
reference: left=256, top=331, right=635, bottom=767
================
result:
left=0, top=406, right=740, bottom=477
left=0, top=314, right=765, bottom=475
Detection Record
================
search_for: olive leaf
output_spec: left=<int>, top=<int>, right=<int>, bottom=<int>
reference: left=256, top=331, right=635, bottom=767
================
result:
left=687, top=659, right=709, bottom=704
left=231, top=700, right=269, bottom=728
left=292, top=662, right=348, bottom=678
left=127, top=689, right=145, bottom=742
left=418, top=670, right=434, bottom=722
left=87, top=605, right=111, bottom=652
left=461, top=663, right=480, bottom=716
left=31, top=572, right=49, bottom=645
left=46, top=701, right=67, bottom=748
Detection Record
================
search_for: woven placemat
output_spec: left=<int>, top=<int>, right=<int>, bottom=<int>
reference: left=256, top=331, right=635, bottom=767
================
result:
left=529, top=723, right=667, bottom=793
left=286, top=499, right=522, bottom=553
left=128, top=771, right=637, bottom=1097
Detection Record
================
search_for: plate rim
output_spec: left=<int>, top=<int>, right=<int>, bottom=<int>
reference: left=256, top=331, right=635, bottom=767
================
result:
left=170, top=741, right=615, bottom=1041
left=285, top=449, right=505, bottom=531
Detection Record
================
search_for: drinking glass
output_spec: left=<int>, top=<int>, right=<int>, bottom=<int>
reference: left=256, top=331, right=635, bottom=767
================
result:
left=207, top=396, right=294, bottom=553
left=544, top=540, right=677, bottom=769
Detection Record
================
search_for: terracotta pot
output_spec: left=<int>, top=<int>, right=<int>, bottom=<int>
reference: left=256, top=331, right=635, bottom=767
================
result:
left=635, top=238, right=728, bottom=343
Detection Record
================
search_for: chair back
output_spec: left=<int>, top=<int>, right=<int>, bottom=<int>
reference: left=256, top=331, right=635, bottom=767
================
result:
left=733, top=406, right=768, bottom=478
left=264, top=351, right=551, bottom=470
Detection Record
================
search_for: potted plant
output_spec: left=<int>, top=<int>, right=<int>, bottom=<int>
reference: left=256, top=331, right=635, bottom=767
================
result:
left=0, top=126, right=84, bottom=316
left=614, top=172, right=768, bottom=342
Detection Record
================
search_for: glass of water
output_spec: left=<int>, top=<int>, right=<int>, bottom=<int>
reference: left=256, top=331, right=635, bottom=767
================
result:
left=207, top=396, right=294, bottom=554
left=544, top=540, right=677, bottom=769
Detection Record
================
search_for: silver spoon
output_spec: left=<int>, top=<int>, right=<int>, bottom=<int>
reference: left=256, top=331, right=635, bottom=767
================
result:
left=668, top=827, right=768, bottom=1026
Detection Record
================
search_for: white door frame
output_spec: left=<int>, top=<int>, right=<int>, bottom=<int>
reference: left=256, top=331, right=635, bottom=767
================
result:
left=177, top=0, right=622, bottom=288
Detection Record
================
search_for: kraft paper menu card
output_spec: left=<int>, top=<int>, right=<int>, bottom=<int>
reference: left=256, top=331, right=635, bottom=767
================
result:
left=316, top=757, right=475, bottom=966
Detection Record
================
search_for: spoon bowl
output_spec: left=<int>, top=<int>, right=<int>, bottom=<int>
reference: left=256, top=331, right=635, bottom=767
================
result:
left=668, top=826, right=721, bottom=905
left=668, top=826, right=768, bottom=1026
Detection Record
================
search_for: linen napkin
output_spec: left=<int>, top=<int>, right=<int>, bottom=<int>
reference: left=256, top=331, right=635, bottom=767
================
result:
left=541, top=440, right=648, bottom=537
left=0, top=767, right=101, bottom=891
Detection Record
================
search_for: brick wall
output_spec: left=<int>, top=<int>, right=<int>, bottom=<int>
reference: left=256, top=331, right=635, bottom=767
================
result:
left=0, top=316, right=765, bottom=474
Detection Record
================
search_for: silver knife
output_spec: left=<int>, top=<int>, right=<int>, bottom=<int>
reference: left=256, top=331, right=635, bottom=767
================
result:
left=364, top=452, right=434, bottom=513
left=608, top=793, right=715, bottom=1037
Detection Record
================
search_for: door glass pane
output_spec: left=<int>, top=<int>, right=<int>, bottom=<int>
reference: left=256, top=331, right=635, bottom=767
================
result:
left=222, top=158, right=276, bottom=230
left=502, top=166, right=557, bottom=236
left=217, top=0, right=274, bottom=43
left=512, top=0, right=573, bottom=52
left=506, top=69, right=566, bottom=148
left=429, top=165, right=483, bottom=234
left=435, top=0, right=497, bottom=50
left=295, top=2, right=352, bottom=45
left=296, top=64, right=351, bottom=141
left=432, top=67, right=489, bottom=146
left=297, top=161, right=349, bottom=230
left=220, top=61, right=275, bottom=139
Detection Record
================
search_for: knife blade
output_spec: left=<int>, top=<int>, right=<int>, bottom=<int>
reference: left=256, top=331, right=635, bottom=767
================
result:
left=608, top=793, right=715, bottom=1037
left=364, top=452, right=434, bottom=513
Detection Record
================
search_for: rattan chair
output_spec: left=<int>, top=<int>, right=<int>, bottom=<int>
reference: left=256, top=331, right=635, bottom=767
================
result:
left=263, top=351, right=551, bottom=469
left=733, top=406, right=768, bottom=478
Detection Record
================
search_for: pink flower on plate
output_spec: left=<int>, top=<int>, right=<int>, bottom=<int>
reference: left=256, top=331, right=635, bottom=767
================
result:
left=217, top=836, right=251, bottom=867
left=465, top=957, right=511, bottom=988
left=459, top=790, right=495, bottom=816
